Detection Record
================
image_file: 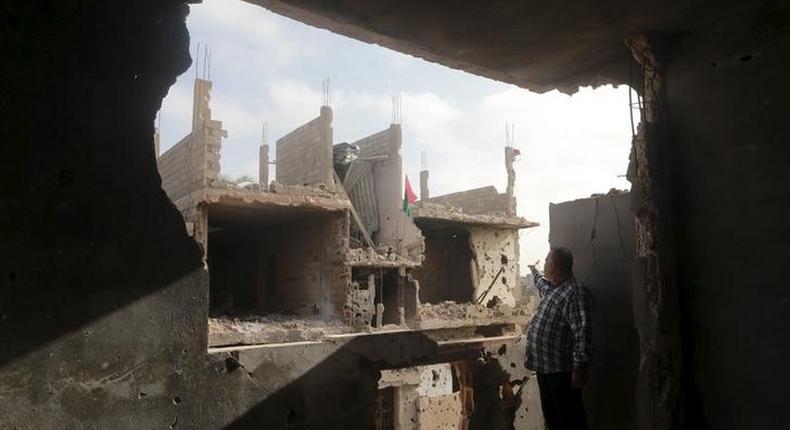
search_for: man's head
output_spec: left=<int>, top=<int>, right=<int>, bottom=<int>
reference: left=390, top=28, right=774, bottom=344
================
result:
left=544, top=246, right=574, bottom=284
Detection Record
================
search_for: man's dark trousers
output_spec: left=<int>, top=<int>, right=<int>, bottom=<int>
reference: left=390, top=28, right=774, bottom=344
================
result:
left=536, top=372, right=588, bottom=430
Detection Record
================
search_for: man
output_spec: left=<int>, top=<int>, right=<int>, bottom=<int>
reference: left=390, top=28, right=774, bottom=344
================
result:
left=525, top=247, right=592, bottom=430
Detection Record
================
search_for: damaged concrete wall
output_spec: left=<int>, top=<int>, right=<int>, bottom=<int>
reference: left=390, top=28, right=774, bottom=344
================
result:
left=467, top=339, right=542, bottom=430
left=275, top=105, right=333, bottom=186
left=380, top=364, right=462, bottom=429
left=425, top=186, right=509, bottom=215
left=414, top=223, right=520, bottom=307
left=660, top=8, right=790, bottom=428
left=549, top=192, right=638, bottom=430
left=418, top=392, right=463, bottom=429
left=469, top=226, right=520, bottom=307
left=345, top=275, right=376, bottom=328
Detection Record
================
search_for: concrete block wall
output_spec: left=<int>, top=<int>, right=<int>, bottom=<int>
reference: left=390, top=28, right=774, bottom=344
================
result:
left=275, top=106, right=333, bottom=186
left=425, top=186, right=509, bottom=215
left=157, top=117, right=224, bottom=202
left=157, top=134, right=194, bottom=201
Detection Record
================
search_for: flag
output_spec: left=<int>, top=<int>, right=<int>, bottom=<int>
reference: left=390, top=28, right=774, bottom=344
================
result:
left=403, top=175, right=418, bottom=217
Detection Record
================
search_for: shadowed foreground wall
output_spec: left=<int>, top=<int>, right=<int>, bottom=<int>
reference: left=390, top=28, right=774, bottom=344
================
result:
left=549, top=193, right=638, bottom=430
left=0, top=2, right=428, bottom=428
left=666, top=10, right=790, bottom=428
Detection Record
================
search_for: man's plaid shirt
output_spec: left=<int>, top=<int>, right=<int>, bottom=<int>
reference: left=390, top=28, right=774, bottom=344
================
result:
left=525, top=267, right=592, bottom=374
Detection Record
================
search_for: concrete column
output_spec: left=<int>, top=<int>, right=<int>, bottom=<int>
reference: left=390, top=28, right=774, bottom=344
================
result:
left=625, top=34, right=682, bottom=430
left=419, top=170, right=429, bottom=200
left=191, top=78, right=212, bottom=132
left=320, top=106, right=334, bottom=185
left=504, top=146, right=520, bottom=215
left=259, top=144, right=269, bottom=185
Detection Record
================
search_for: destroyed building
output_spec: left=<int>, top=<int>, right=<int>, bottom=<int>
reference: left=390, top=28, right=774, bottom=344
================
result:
left=151, top=74, right=539, bottom=427
left=4, top=1, right=790, bottom=429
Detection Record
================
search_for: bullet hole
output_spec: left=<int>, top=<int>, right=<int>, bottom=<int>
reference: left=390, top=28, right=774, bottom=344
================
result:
left=8, top=272, right=16, bottom=282
left=138, top=392, right=147, bottom=399
left=486, top=296, right=502, bottom=308
left=500, top=254, right=508, bottom=265
left=498, top=344, right=507, bottom=355
left=711, top=62, right=718, bottom=67
left=501, top=277, right=507, bottom=284
left=510, top=362, right=517, bottom=368
left=172, top=396, right=182, bottom=405
left=740, top=54, right=753, bottom=62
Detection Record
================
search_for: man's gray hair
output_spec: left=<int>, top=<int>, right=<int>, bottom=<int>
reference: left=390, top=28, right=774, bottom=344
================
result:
left=550, top=246, right=574, bottom=278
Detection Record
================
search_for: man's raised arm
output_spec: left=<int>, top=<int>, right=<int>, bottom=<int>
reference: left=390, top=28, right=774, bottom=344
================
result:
left=528, top=263, right=550, bottom=297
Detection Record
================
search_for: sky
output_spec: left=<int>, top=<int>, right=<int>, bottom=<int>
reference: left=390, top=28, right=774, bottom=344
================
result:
left=159, top=0, right=636, bottom=273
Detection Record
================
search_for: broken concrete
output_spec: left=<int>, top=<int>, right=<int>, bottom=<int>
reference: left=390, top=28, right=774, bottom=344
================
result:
left=10, top=0, right=786, bottom=428
left=149, top=73, right=540, bottom=391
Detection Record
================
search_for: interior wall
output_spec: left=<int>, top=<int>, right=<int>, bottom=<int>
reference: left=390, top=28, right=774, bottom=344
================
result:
left=664, top=9, right=790, bottom=428
left=379, top=270, right=401, bottom=325
left=548, top=193, right=638, bottom=430
left=417, top=233, right=475, bottom=304
left=208, top=228, right=259, bottom=315
left=208, top=211, right=349, bottom=319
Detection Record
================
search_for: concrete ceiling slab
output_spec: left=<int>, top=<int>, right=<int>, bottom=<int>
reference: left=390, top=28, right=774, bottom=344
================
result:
left=243, top=0, right=775, bottom=93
